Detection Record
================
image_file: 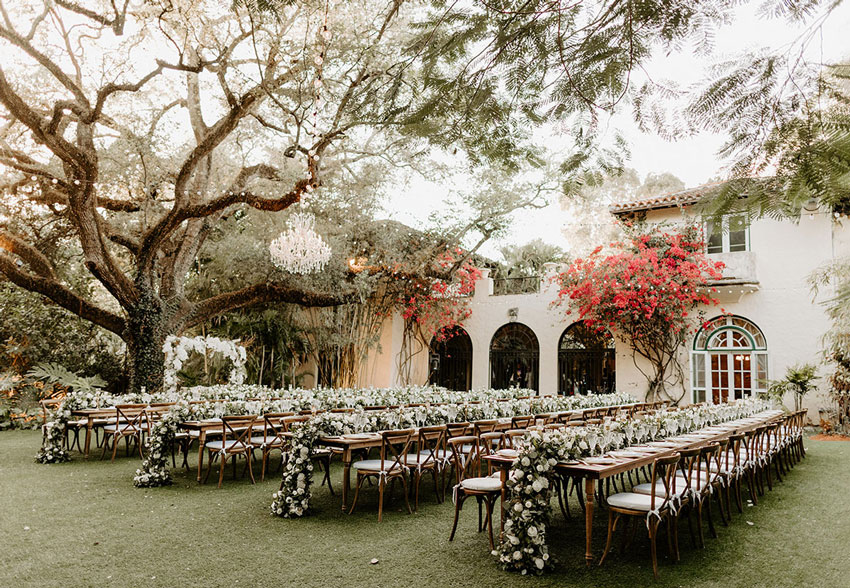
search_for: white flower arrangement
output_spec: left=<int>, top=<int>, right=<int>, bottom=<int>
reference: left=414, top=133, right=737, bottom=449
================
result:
left=162, top=335, right=248, bottom=392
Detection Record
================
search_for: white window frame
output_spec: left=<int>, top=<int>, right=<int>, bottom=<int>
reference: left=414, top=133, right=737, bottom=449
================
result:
left=705, top=214, right=750, bottom=254
left=690, top=316, right=767, bottom=404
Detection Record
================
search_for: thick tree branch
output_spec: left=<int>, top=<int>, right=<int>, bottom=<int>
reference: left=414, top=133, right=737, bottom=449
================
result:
left=0, top=252, right=126, bottom=335
left=0, top=229, right=57, bottom=278
left=179, top=282, right=358, bottom=331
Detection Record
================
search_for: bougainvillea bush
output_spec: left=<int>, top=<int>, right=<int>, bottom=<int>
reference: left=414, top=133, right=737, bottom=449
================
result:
left=555, top=224, right=725, bottom=402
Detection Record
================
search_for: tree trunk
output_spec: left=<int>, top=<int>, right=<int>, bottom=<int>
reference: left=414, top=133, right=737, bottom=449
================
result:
left=125, top=288, right=166, bottom=394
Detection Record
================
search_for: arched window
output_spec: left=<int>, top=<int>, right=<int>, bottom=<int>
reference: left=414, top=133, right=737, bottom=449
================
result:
left=429, top=327, right=472, bottom=391
left=558, top=323, right=616, bottom=395
left=489, top=323, right=539, bottom=392
left=691, top=315, right=768, bottom=404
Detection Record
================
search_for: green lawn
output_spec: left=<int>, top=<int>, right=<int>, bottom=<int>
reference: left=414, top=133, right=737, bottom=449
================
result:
left=1, top=430, right=847, bottom=588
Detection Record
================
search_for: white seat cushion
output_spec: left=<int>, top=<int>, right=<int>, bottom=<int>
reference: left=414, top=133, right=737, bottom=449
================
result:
left=460, top=476, right=502, bottom=492
left=352, top=459, right=406, bottom=473
left=607, top=492, right=670, bottom=512
left=405, top=453, right=437, bottom=467
left=206, top=440, right=247, bottom=450
left=632, top=481, right=687, bottom=498
left=102, top=424, right=138, bottom=433
left=250, top=436, right=282, bottom=446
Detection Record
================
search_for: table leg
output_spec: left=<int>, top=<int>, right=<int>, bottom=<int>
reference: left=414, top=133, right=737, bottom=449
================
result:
left=499, top=466, right=508, bottom=535
left=585, top=478, right=596, bottom=567
left=197, top=432, right=206, bottom=483
left=84, top=418, right=93, bottom=459
left=341, top=448, right=353, bottom=512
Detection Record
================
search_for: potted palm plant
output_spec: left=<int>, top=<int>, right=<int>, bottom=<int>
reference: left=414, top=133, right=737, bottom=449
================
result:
left=767, top=364, right=819, bottom=412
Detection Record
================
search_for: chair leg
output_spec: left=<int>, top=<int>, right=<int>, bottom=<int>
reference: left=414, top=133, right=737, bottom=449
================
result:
left=246, top=451, right=256, bottom=485
left=484, top=497, right=496, bottom=551
left=348, top=475, right=364, bottom=515
left=449, top=493, right=465, bottom=542
left=696, top=502, right=706, bottom=547
left=400, top=474, right=413, bottom=515
left=671, top=513, right=681, bottom=562
left=649, top=518, right=660, bottom=580
left=377, top=475, right=385, bottom=522
left=218, top=455, right=227, bottom=488
left=202, top=451, right=213, bottom=484
left=261, top=450, right=268, bottom=482
left=599, top=510, right=618, bottom=566
left=322, top=454, right=334, bottom=495
left=706, top=493, right=718, bottom=538
left=111, top=435, right=120, bottom=462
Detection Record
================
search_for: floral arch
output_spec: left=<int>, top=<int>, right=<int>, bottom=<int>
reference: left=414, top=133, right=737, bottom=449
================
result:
left=162, top=335, right=248, bottom=392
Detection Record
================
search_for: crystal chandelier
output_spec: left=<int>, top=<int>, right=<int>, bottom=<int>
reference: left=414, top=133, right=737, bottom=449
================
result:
left=269, top=212, right=332, bottom=274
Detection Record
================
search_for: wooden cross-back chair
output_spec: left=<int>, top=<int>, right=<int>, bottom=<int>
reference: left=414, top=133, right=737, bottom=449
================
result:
left=250, top=412, right=295, bottom=481
left=203, top=415, right=257, bottom=488
left=348, top=429, right=414, bottom=521
left=101, top=404, right=147, bottom=462
left=601, top=453, right=682, bottom=579
left=405, top=425, right=447, bottom=510
left=447, top=435, right=502, bottom=551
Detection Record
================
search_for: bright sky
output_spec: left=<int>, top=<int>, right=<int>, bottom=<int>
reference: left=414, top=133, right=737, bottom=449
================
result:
left=381, top=2, right=850, bottom=259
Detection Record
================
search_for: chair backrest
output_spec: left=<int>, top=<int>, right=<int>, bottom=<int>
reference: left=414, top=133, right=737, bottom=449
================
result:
left=415, top=425, right=447, bottom=469
left=330, top=408, right=354, bottom=414
left=505, top=429, right=528, bottom=447
left=677, top=447, right=701, bottom=490
left=696, top=443, right=721, bottom=491
left=364, top=405, right=387, bottom=411
left=510, top=415, right=535, bottom=429
left=280, top=415, right=311, bottom=433
left=473, top=419, right=498, bottom=436
left=115, top=404, right=147, bottom=432
left=221, top=415, right=257, bottom=447
left=380, top=429, right=414, bottom=472
left=448, top=435, right=480, bottom=484
left=564, top=420, right=586, bottom=428
left=446, top=422, right=472, bottom=438
left=261, top=412, right=295, bottom=444
left=649, top=453, right=681, bottom=512
left=726, top=433, right=745, bottom=472
left=478, top=431, right=505, bottom=456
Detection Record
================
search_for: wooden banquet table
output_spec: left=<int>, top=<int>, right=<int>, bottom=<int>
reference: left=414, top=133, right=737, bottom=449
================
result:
left=321, top=408, right=593, bottom=512
left=180, top=418, right=279, bottom=482
left=484, top=409, right=784, bottom=567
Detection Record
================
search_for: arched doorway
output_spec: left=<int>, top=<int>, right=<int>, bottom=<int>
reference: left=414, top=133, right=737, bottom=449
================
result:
left=489, top=323, right=539, bottom=392
left=558, top=323, right=616, bottom=395
left=691, top=315, right=768, bottom=404
left=428, top=327, right=472, bottom=391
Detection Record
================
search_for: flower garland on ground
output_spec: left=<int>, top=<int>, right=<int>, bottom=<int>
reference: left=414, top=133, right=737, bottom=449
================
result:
left=269, top=391, right=636, bottom=517
left=162, top=335, right=247, bottom=393
left=496, top=397, right=773, bottom=574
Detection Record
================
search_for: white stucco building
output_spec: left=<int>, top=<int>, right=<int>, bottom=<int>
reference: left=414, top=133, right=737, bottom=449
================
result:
left=315, top=183, right=849, bottom=420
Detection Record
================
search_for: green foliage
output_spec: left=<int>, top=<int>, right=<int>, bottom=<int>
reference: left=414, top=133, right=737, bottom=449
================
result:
left=767, top=363, right=819, bottom=411
left=26, top=363, right=107, bottom=394
left=0, top=283, right=123, bottom=385
left=493, top=239, right=567, bottom=279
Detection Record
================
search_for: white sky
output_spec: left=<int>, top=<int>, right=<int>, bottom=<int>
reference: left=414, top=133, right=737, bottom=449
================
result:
left=381, top=2, right=850, bottom=259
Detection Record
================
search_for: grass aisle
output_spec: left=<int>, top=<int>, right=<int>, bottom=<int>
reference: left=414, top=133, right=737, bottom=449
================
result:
left=1, top=430, right=848, bottom=587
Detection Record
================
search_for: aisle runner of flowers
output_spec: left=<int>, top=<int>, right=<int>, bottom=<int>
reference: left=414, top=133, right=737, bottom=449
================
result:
left=269, top=391, right=636, bottom=517
left=494, top=397, right=774, bottom=575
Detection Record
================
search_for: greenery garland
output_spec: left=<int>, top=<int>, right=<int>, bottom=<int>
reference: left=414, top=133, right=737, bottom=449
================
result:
left=495, top=398, right=774, bottom=575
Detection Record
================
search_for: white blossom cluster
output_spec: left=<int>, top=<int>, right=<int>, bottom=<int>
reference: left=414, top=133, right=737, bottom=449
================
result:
left=162, top=335, right=248, bottom=393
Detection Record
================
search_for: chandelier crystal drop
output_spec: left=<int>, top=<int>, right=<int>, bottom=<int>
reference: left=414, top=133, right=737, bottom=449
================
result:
left=269, top=212, right=332, bottom=274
